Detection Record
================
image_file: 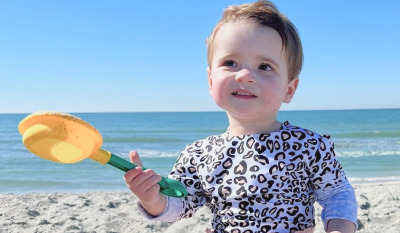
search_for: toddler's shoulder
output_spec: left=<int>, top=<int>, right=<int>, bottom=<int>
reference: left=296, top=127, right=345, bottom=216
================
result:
left=283, top=121, right=333, bottom=145
left=180, top=131, right=226, bottom=155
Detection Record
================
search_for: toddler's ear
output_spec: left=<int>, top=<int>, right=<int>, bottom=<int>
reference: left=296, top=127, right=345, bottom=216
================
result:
left=207, top=67, right=213, bottom=96
left=283, top=77, right=299, bottom=103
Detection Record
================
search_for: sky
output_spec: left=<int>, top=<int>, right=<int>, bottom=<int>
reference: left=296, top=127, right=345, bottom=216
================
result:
left=1, top=0, right=399, bottom=114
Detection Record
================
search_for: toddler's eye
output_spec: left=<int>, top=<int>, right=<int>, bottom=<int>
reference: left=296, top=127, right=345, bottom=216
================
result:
left=259, top=64, right=272, bottom=71
left=223, top=60, right=236, bottom=67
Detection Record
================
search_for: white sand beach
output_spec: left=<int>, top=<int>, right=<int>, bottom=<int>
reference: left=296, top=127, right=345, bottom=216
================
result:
left=1, top=182, right=399, bottom=233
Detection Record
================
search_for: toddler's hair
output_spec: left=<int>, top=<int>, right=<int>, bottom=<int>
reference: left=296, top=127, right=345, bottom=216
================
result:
left=206, top=0, right=303, bottom=81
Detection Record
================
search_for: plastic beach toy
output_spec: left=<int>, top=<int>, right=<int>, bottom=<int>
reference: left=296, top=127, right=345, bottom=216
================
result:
left=18, top=111, right=188, bottom=198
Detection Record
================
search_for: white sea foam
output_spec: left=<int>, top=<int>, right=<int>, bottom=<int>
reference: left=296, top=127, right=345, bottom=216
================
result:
left=118, top=149, right=180, bottom=158
left=348, top=176, right=400, bottom=183
left=336, top=150, right=400, bottom=157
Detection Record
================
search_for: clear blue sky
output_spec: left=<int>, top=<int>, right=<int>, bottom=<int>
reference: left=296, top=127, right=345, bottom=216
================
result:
left=1, top=0, right=399, bottom=113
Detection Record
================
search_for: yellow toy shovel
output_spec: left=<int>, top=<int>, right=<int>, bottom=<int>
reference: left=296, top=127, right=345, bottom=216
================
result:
left=18, top=111, right=187, bottom=198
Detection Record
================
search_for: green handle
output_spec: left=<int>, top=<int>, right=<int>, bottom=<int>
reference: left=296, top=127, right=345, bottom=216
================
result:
left=107, top=153, right=188, bottom=198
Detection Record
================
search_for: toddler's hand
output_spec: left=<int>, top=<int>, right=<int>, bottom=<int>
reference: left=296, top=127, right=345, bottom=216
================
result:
left=124, top=151, right=163, bottom=206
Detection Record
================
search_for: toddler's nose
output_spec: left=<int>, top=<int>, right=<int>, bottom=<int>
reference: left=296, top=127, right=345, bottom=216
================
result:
left=235, top=69, right=255, bottom=83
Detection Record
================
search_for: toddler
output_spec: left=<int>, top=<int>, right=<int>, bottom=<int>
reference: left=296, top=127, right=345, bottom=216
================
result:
left=124, top=1, right=358, bottom=232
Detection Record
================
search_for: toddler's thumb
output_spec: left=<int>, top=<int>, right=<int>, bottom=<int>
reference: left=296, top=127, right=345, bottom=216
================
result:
left=129, top=151, right=143, bottom=167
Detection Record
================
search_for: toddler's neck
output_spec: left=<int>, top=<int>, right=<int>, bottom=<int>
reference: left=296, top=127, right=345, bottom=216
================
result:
left=227, top=118, right=282, bottom=136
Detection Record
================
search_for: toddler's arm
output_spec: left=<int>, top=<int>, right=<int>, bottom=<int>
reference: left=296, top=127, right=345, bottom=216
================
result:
left=318, top=185, right=357, bottom=233
left=309, top=135, right=358, bottom=232
left=140, top=142, right=210, bottom=222
left=124, top=151, right=167, bottom=217
left=326, top=218, right=356, bottom=233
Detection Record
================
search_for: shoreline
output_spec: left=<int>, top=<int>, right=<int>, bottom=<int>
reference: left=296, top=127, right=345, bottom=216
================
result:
left=2, top=180, right=400, bottom=195
left=1, top=182, right=399, bottom=233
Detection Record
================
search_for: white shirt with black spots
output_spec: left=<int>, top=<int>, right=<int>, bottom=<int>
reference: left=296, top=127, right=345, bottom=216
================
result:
left=138, top=121, right=358, bottom=233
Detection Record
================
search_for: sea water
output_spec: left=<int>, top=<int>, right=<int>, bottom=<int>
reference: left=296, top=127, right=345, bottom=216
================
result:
left=1, top=109, right=399, bottom=193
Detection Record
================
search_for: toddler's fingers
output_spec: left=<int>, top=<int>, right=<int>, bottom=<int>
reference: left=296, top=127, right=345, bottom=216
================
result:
left=139, top=173, right=162, bottom=192
left=145, top=181, right=161, bottom=194
left=132, top=169, right=158, bottom=187
left=129, top=151, right=143, bottom=167
left=124, top=166, right=143, bottom=183
left=127, top=170, right=161, bottom=198
left=143, top=172, right=162, bottom=188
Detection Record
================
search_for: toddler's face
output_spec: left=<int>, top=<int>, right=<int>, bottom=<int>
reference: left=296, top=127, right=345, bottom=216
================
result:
left=207, top=20, right=298, bottom=121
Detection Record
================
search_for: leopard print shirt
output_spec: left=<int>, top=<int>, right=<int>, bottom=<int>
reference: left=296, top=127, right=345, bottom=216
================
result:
left=168, top=121, right=349, bottom=233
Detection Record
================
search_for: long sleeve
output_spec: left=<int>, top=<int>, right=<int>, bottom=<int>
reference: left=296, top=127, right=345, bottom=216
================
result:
left=317, top=185, right=358, bottom=231
left=137, top=142, right=208, bottom=222
left=167, top=142, right=209, bottom=220
left=137, top=195, right=185, bottom=222
left=309, top=135, right=357, bottom=231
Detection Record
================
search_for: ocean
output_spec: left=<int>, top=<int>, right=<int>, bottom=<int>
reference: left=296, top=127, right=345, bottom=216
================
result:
left=1, top=109, right=399, bottom=193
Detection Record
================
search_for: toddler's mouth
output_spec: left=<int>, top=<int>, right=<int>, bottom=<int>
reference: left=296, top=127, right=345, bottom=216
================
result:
left=232, top=91, right=257, bottom=98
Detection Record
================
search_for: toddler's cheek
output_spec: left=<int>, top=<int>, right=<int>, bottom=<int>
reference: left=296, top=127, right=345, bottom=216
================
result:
left=210, top=88, right=222, bottom=102
left=211, top=94, right=227, bottom=109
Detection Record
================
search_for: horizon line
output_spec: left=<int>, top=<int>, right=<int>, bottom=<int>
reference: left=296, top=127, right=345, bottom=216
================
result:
left=1, top=107, right=399, bottom=115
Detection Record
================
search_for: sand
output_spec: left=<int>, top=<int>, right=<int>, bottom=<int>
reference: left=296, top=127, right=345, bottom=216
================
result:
left=1, top=182, right=399, bottom=233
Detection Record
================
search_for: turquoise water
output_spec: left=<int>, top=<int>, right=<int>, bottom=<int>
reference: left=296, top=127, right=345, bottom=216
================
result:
left=1, top=109, right=399, bottom=193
